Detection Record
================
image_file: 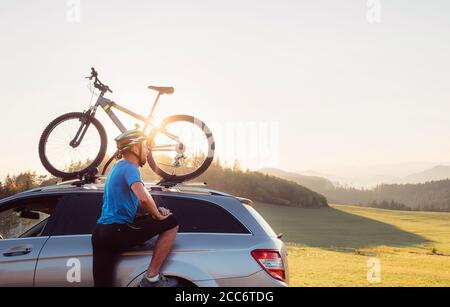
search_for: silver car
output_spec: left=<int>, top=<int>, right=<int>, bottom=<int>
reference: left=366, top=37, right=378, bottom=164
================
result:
left=0, top=182, right=289, bottom=287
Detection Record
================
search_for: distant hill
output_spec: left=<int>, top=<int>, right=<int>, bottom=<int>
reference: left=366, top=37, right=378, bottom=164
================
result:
left=259, top=167, right=450, bottom=212
left=297, top=165, right=450, bottom=188
left=341, top=175, right=400, bottom=188
left=196, top=164, right=328, bottom=208
left=299, top=170, right=398, bottom=189
left=397, top=165, right=450, bottom=184
left=321, top=179, right=450, bottom=212
left=259, top=168, right=335, bottom=194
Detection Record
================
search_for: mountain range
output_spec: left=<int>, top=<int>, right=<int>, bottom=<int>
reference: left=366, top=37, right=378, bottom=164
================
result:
left=395, top=165, right=450, bottom=184
left=260, top=166, right=450, bottom=211
left=261, top=165, right=450, bottom=191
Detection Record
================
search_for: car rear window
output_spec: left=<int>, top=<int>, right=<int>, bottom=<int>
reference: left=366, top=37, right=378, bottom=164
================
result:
left=244, top=205, right=277, bottom=238
left=44, top=193, right=249, bottom=235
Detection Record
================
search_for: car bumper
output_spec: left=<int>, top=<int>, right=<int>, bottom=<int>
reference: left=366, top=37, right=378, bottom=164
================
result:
left=194, top=270, right=288, bottom=287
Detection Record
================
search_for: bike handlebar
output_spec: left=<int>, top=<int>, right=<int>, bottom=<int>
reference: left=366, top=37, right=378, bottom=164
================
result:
left=90, top=67, right=98, bottom=79
left=87, top=67, right=113, bottom=94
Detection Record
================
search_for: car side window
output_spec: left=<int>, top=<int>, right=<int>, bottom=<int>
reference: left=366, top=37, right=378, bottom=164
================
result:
left=152, top=195, right=250, bottom=234
left=42, top=193, right=103, bottom=236
left=0, top=196, right=60, bottom=239
left=38, top=193, right=249, bottom=236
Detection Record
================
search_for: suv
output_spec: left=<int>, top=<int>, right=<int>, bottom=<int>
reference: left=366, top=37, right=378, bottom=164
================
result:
left=0, top=182, right=289, bottom=287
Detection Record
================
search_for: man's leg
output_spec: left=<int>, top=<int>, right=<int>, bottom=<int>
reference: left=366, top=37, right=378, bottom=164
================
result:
left=92, top=225, right=119, bottom=287
left=128, top=214, right=179, bottom=286
left=147, top=224, right=179, bottom=276
left=93, top=249, right=116, bottom=287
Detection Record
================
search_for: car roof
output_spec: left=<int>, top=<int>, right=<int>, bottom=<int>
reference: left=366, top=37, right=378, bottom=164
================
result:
left=17, top=181, right=229, bottom=195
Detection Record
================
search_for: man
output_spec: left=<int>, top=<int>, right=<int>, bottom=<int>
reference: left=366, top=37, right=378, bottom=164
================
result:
left=91, top=130, right=179, bottom=287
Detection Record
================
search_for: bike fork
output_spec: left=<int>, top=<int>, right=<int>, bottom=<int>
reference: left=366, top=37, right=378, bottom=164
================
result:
left=70, top=111, right=93, bottom=148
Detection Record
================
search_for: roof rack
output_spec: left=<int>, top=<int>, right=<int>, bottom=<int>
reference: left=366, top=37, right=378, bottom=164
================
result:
left=17, top=179, right=230, bottom=197
left=153, top=175, right=205, bottom=189
left=58, top=169, right=206, bottom=190
left=28, top=162, right=229, bottom=196
left=58, top=154, right=193, bottom=189
left=59, top=167, right=103, bottom=187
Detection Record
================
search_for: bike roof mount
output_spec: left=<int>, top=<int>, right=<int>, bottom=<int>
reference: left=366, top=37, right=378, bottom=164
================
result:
left=58, top=150, right=119, bottom=186
left=58, top=165, right=206, bottom=189
left=152, top=176, right=206, bottom=190
left=59, top=167, right=103, bottom=187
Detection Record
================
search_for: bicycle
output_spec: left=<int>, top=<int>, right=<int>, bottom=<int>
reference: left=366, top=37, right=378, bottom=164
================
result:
left=38, top=67, right=215, bottom=182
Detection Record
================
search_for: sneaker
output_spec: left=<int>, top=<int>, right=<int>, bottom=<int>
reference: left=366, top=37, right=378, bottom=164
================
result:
left=139, top=273, right=178, bottom=287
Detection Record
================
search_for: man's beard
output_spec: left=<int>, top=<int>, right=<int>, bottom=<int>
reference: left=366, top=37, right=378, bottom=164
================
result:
left=138, top=145, right=146, bottom=167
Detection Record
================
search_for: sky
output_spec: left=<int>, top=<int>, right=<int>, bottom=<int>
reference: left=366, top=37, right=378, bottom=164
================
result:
left=1, top=0, right=450, bottom=180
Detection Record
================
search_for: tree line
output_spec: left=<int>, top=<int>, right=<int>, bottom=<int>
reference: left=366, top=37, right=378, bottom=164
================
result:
left=196, top=161, right=328, bottom=208
left=260, top=168, right=450, bottom=212
left=324, top=181, right=450, bottom=212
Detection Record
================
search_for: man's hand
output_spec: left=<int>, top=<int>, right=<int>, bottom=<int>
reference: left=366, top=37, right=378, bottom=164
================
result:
left=158, top=207, right=172, bottom=216
left=152, top=207, right=171, bottom=221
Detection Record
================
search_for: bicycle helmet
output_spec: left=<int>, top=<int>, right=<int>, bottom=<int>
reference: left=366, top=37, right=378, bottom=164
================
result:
left=115, top=130, right=147, bottom=152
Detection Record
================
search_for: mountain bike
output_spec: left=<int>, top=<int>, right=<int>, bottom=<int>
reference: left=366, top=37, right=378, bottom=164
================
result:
left=38, top=68, right=215, bottom=182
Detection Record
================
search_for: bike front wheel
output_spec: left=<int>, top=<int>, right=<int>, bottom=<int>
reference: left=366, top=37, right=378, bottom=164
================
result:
left=38, top=112, right=108, bottom=178
left=147, top=115, right=215, bottom=182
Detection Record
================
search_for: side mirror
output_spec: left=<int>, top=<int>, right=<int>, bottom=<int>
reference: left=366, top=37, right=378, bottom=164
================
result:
left=19, top=210, right=40, bottom=220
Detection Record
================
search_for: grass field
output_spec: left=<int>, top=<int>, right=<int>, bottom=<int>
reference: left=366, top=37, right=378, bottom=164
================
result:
left=254, top=203, right=450, bottom=286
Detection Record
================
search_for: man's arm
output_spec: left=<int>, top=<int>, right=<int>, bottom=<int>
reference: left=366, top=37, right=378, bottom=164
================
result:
left=131, top=182, right=169, bottom=220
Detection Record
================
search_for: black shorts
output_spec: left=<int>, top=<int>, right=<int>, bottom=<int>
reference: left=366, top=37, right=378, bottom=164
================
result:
left=91, top=214, right=178, bottom=287
left=92, top=214, right=178, bottom=251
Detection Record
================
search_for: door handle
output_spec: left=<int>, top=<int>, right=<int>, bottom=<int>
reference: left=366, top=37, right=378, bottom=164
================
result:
left=3, top=245, right=33, bottom=257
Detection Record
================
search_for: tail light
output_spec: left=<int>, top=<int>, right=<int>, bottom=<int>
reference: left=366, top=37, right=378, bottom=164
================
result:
left=251, top=249, right=286, bottom=282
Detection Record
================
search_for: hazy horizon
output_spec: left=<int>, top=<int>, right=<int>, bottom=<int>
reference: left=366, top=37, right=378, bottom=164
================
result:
left=1, top=1, right=450, bottom=182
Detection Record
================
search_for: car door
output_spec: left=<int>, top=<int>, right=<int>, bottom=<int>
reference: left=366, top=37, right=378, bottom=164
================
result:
left=0, top=237, right=49, bottom=286
left=34, top=193, right=102, bottom=287
left=0, top=195, right=60, bottom=286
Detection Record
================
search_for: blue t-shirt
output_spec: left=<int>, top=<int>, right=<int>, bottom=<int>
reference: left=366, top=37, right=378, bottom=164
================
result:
left=97, top=160, right=142, bottom=224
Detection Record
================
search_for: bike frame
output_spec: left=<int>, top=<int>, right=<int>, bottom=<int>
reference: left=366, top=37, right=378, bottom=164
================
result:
left=96, top=91, right=161, bottom=132
left=81, top=92, right=180, bottom=152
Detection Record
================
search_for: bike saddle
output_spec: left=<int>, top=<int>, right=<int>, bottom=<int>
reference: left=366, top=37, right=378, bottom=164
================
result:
left=148, top=86, right=174, bottom=95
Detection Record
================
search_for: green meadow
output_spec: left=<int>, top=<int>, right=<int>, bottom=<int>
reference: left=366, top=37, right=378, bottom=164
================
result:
left=254, top=203, right=450, bottom=286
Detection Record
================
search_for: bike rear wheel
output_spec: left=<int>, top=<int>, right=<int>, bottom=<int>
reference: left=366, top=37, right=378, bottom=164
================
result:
left=38, top=112, right=107, bottom=178
left=147, top=115, right=215, bottom=182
